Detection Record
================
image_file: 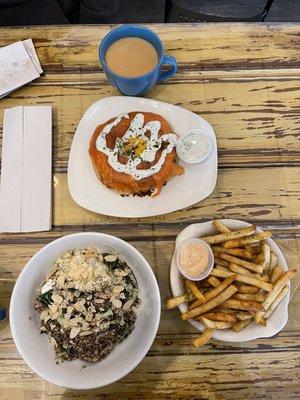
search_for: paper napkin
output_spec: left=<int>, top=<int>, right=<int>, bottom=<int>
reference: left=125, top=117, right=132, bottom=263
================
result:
left=0, top=106, right=52, bottom=233
left=0, top=39, right=42, bottom=98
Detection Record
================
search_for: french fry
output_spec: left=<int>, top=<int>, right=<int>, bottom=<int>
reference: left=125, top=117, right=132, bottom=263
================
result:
left=212, top=245, right=253, bottom=260
left=215, top=264, right=230, bottom=273
left=237, top=284, right=259, bottom=294
left=234, top=293, right=265, bottom=302
left=254, top=253, right=265, bottom=264
left=223, top=231, right=272, bottom=249
left=207, top=276, right=221, bottom=288
left=201, top=279, right=212, bottom=289
left=261, top=243, right=271, bottom=273
left=262, top=270, right=295, bottom=311
left=200, top=312, right=237, bottom=323
left=246, top=245, right=261, bottom=255
left=184, top=278, right=192, bottom=294
left=214, top=257, right=229, bottom=267
left=218, top=253, right=263, bottom=273
left=185, top=280, right=206, bottom=303
left=188, top=275, right=236, bottom=310
left=228, top=263, right=261, bottom=278
left=211, top=268, right=273, bottom=292
left=193, top=328, right=214, bottom=348
left=271, top=265, right=284, bottom=284
left=199, top=316, right=234, bottom=330
left=204, top=275, right=237, bottom=302
left=261, top=274, right=271, bottom=282
left=269, top=252, right=278, bottom=275
left=264, top=286, right=289, bottom=319
left=254, top=271, right=293, bottom=324
left=222, top=298, right=264, bottom=312
left=235, top=311, right=253, bottom=320
left=214, top=307, right=236, bottom=314
left=181, top=285, right=238, bottom=320
left=165, top=293, right=193, bottom=309
left=212, top=220, right=231, bottom=233
left=189, top=299, right=202, bottom=310
left=201, top=226, right=256, bottom=245
left=232, top=318, right=253, bottom=332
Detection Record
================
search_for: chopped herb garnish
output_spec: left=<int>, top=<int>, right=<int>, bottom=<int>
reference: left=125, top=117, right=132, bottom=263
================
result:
left=39, top=290, right=53, bottom=306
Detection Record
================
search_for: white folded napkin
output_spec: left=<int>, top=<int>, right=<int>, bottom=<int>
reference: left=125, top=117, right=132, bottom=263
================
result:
left=0, top=39, right=42, bottom=98
left=0, top=106, right=52, bottom=233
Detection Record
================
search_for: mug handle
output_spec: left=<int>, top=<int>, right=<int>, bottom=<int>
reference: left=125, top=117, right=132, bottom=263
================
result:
left=158, top=55, right=177, bottom=82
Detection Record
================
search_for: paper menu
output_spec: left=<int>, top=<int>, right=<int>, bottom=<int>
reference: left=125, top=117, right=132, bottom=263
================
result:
left=0, top=39, right=43, bottom=98
left=0, top=106, right=52, bottom=233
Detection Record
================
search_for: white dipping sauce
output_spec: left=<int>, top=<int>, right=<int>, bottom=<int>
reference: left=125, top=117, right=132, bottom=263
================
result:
left=176, top=130, right=212, bottom=164
left=96, top=113, right=178, bottom=180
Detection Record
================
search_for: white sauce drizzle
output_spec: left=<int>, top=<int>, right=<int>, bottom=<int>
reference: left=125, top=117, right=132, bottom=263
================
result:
left=95, top=113, right=178, bottom=180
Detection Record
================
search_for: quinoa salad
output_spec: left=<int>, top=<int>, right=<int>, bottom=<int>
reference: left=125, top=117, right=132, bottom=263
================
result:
left=35, top=248, right=140, bottom=363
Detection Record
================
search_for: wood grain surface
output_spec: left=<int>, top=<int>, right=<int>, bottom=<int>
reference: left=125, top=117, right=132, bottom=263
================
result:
left=0, top=23, right=299, bottom=400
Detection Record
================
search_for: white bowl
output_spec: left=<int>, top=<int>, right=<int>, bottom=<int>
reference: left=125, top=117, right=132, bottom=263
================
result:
left=170, top=219, right=290, bottom=342
left=10, top=232, right=161, bottom=389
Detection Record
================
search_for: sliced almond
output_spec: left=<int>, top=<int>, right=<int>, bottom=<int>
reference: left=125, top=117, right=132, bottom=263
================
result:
left=115, top=269, right=128, bottom=277
left=74, top=302, right=84, bottom=312
left=51, top=293, right=63, bottom=304
left=85, top=312, right=93, bottom=322
left=82, top=322, right=90, bottom=331
left=79, top=298, right=86, bottom=306
left=69, top=318, right=79, bottom=327
left=82, top=270, right=88, bottom=280
left=51, top=312, right=59, bottom=320
left=40, top=310, right=48, bottom=320
left=94, top=299, right=105, bottom=304
left=49, top=303, right=58, bottom=314
left=50, top=336, right=57, bottom=348
left=123, top=299, right=134, bottom=311
left=56, top=274, right=65, bottom=287
left=113, top=285, right=124, bottom=296
left=93, top=267, right=102, bottom=278
left=79, top=331, right=93, bottom=336
left=69, top=327, right=80, bottom=339
left=111, top=298, right=122, bottom=309
left=67, top=306, right=74, bottom=314
left=63, top=320, right=70, bottom=329
left=104, top=254, right=117, bottom=262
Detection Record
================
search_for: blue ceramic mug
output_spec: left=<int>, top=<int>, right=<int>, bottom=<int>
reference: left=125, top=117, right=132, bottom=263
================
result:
left=99, top=25, right=177, bottom=96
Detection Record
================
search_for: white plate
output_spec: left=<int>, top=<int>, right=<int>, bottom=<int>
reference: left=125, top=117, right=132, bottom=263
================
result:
left=68, top=96, right=217, bottom=218
left=170, top=219, right=290, bottom=342
left=10, top=232, right=161, bottom=389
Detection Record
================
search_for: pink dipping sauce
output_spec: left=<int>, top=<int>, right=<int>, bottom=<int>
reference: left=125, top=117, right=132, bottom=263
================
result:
left=178, top=242, right=209, bottom=277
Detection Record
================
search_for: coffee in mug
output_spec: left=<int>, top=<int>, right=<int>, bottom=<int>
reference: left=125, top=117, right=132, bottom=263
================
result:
left=105, top=37, right=158, bottom=77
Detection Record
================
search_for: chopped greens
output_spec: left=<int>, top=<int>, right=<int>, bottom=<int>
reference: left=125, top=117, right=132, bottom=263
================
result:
left=39, top=290, right=53, bottom=306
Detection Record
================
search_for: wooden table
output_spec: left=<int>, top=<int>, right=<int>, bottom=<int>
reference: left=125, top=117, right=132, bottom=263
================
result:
left=0, top=23, right=299, bottom=400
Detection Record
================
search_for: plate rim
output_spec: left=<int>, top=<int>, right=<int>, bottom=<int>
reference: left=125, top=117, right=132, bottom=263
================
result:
left=67, top=96, right=218, bottom=218
left=170, top=218, right=290, bottom=343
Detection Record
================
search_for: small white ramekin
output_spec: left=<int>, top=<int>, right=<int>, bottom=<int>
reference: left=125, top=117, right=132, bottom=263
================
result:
left=176, top=129, right=213, bottom=164
left=176, top=238, right=214, bottom=281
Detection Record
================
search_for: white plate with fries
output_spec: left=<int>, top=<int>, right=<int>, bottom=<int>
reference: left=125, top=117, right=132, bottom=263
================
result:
left=170, top=219, right=293, bottom=343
